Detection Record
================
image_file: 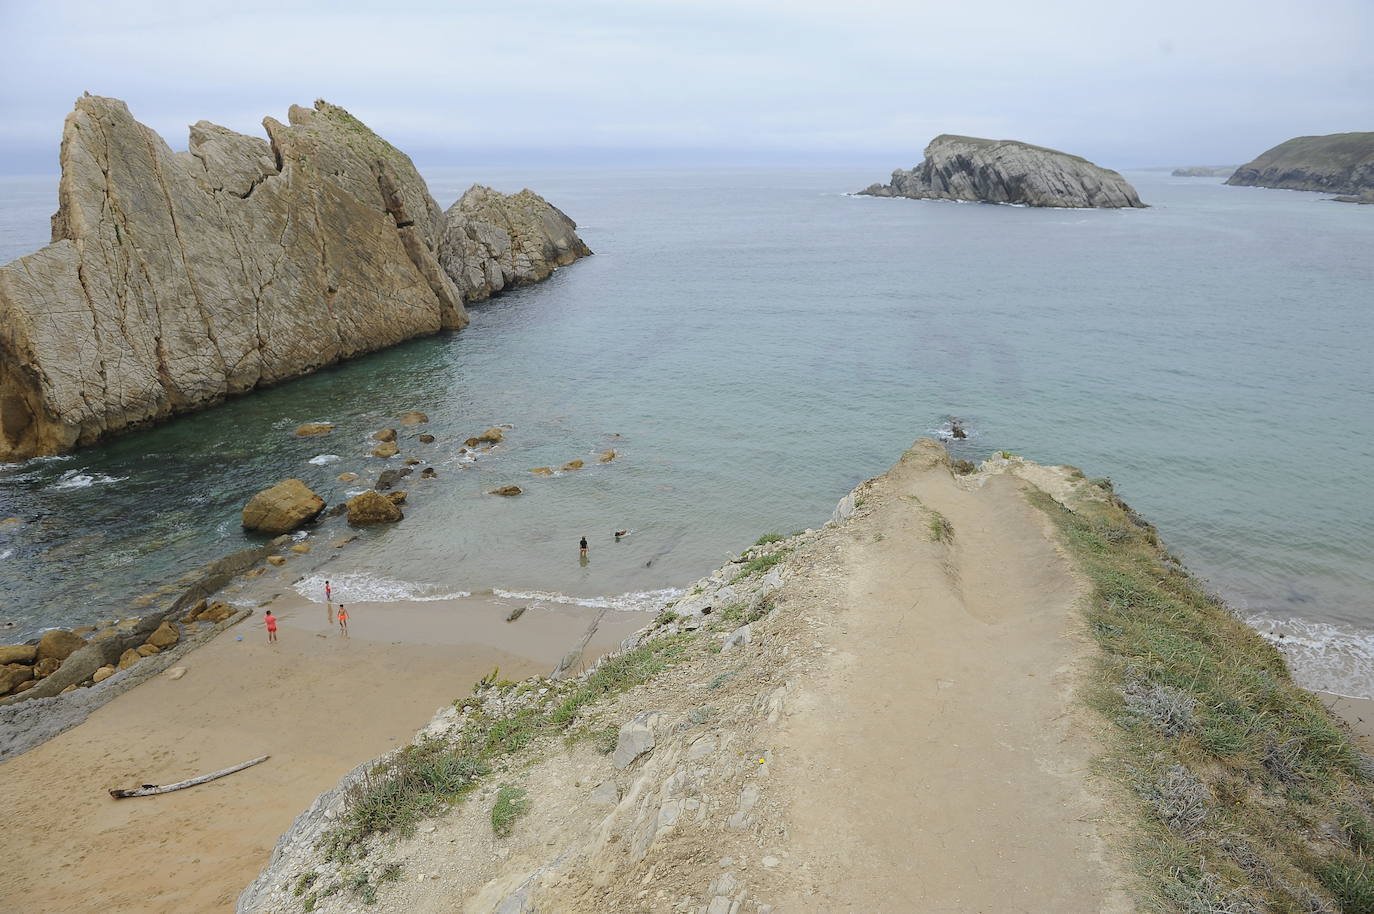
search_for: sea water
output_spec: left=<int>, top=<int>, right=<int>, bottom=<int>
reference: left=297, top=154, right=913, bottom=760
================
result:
left=1, top=167, right=1370, bottom=694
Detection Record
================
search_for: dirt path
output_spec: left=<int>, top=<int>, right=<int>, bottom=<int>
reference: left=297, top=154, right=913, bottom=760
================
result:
left=0, top=593, right=640, bottom=913
left=774, top=440, right=1129, bottom=912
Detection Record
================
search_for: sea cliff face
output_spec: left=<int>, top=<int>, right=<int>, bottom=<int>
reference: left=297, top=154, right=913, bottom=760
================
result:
left=0, top=96, right=589, bottom=462
left=1226, top=132, right=1374, bottom=194
left=859, top=134, right=1146, bottom=208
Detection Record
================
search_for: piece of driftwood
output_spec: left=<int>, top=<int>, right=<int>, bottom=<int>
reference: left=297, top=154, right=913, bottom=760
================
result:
left=506, top=604, right=528, bottom=623
left=109, top=755, right=269, bottom=799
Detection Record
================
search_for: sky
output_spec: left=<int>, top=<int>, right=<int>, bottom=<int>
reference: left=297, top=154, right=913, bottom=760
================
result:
left=0, top=0, right=1371, bottom=173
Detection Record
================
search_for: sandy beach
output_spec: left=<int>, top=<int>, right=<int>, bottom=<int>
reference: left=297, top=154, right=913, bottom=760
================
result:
left=0, top=590, right=645, bottom=913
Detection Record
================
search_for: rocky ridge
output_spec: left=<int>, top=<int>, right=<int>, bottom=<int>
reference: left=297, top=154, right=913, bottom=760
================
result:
left=859, top=134, right=1146, bottom=208
left=1226, top=131, right=1374, bottom=195
left=0, top=96, right=590, bottom=462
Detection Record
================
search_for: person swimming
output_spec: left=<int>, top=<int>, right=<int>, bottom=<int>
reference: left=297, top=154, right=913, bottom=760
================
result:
left=614, top=529, right=629, bottom=540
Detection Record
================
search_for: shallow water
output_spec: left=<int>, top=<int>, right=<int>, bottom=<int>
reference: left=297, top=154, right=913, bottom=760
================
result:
left=1, top=167, right=1371, bottom=693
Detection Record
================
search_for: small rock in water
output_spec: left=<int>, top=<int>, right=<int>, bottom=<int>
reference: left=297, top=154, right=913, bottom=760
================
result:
left=291, top=544, right=311, bottom=554
left=330, top=535, right=357, bottom=549
left=337, top=472, right=359, bottom=483
left=420, top=467, right=438, bottom=479
left=371, top=428, right=397, bottom=442
left=403, top=458, right=421, bottom=466
left=530, top=467, right=553, bottom=476
left=294, top=423, right=334, bottom=437
left=418, top=434, right=435, bottom=443
left=164, top=666, right=187, bottom=680
left=599, top=449, right=617, bottom=462
left=370, top=441, right=399, bottom=459
left=266, top=555, right=287, bottom=567
left=561, top=459, right=584, bottom=471
left=490, top=485, right=522, bottom=497
left=398, top=411, right=429, bottom=426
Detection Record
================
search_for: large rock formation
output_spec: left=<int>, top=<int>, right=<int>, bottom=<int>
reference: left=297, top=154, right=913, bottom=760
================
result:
left=439, top=185, right=593, bottom=301
left=859, top=134, right=1145, bottom=208
left=0, top=96, right=591, bottom=462
left=1226, top=132, right=1374, bottom=195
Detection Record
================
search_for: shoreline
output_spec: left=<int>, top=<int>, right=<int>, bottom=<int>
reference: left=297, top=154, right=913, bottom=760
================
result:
left=0, top=588, right=650, bottom=913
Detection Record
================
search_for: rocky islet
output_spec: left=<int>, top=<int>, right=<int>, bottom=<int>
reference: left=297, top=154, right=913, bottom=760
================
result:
left=859, top=133, right=1146, bottom=208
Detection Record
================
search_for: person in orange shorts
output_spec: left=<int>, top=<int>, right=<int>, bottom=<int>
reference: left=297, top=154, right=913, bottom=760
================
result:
left=264, top=609, right=278, bottom=643
left=336, top=604, right=349, bottom=637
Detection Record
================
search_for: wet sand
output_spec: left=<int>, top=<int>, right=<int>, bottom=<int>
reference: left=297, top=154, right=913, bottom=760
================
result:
left=1321, top=692, right=1374, bottom=749
left=0, top=591, right=645, bottom=913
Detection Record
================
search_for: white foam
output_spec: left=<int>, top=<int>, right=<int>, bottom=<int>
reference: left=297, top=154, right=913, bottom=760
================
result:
left=50, top=469, right=128, bottom=490
left=308, top=454, right=342, bottom=465
left=1245, top=614, right=1374, bottom=700
left=292, top=572, right=471, bottom=604
left=0, top=454, right=73, bottom=471
left=0, top=549, right=13, bottom=561
left=493, top=587, right=684, bottom=613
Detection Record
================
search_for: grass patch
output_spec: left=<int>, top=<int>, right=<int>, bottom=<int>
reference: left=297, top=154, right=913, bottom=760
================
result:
left=754, top=532, right=786, bottom=546
left=565, top=723, right=619, bottom=755
left=729, top=548, right=792, bottom=584
left=491, top=785, right=530, bottom=837
left=927, top=510, right=953, bottom=543
left=1030, top=488, right=1374, bottom=913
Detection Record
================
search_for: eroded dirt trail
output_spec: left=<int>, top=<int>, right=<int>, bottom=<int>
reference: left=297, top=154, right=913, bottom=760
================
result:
left=774, top=441, right=1127, bottom=912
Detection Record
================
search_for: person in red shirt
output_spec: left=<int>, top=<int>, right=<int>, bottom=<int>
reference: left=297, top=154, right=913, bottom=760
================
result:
left=264, top=609, right=278, bottom=643
left=324, top=579, right=333, bottom=625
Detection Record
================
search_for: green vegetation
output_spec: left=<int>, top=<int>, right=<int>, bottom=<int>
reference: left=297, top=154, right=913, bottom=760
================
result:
left=491, top=785, right=531, bottom=837
left=565, top=723, right=618, bottom=755
left=754, top=532, right=786, bottom=546
left=1032, top=488, right=1374, bottom=913
left=927, top=510, right=953, bottom=543
left=730, top=548, right=792, bottom=584
left=951, top=459, right=977, bottom=475
left=321, top=629, right=699, bottom=865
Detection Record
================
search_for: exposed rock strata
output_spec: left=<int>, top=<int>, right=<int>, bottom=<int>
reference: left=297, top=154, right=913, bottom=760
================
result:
left=1226, top=132, right=1374, bottom=195
left=859, top=134, right=1145, bottom=208
left=0, top=96, right=590, bottom=462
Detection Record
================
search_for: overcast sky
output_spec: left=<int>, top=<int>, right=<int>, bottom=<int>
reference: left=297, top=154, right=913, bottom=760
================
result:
left=1, top=0, right=1371, bottom=173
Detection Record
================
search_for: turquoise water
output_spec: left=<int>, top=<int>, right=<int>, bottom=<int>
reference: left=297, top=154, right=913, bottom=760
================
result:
left=1, top=168, right=1371, bottom=691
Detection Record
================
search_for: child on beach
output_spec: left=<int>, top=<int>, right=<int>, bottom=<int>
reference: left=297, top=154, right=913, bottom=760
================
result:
left=324, top=579, right=333, bottom=624
left=337, top=605, right=349, bottom=637
left=264, top=609, right=278, bottom=643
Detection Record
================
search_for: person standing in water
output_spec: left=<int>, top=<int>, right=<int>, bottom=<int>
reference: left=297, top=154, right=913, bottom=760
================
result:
left=579, top=535, right=588, bottom=558
left=264, top=609, right=278, bottom=644
left=324, top=579, right=333, bottom=625
left=337, top=604, right=349, bottom=637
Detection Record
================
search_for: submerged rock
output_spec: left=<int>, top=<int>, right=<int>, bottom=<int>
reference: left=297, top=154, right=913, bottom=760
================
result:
left=490, top=485, right=522, bottom=496
left=294, top=423, right=334, bottom=437
left=398, top=411, right=429, bottom=426
left=370, top=441, right=399, bottom=459
left=464, top=427, right=504, bottom=447
left=859, top=134, right=1145, bottom=208
left=241, top=479, right=325, bottom=534
left=1227, top=132, right=1374, bottom=194
left=371, top=428, right=397, bottom=443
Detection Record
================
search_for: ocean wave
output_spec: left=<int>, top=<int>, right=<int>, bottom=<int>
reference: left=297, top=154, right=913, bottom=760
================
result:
left=493, top=587, right=684, bottom=613
left=308, top=454, right=342, bottom=465
left=1245, top=614, right=1374, bottom=699
left=50, top=469, right=129, bottom=490
left=0, top=454, right=74, bottom=472
left=293, top=572, right=471, bottom=604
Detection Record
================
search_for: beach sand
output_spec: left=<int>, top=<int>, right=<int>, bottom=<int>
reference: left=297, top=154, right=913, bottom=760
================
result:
left=0, top=591, right=645, bottom=913
left=1322, top=692, right=1374, bottom=749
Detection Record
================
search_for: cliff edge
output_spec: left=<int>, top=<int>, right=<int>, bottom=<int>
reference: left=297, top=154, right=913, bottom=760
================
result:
left=859, top=134, right=1146, bottom=208
left=1226, top=132, right=1374, bottom=195
left=239, top=440, right=1374, bottom=914
left=0, top=96, right=590, bottom=462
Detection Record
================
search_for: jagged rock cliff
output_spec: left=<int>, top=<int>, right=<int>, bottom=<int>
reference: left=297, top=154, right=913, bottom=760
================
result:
left=0, top=96, right=590, bottom=462
left=859, top=134, right=1145, bottom=208
left=1226, top=132, right=1374, bottom=194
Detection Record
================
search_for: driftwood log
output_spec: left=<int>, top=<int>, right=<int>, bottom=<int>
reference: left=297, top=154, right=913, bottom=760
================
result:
left=109, top=755, right=269, bottom=798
